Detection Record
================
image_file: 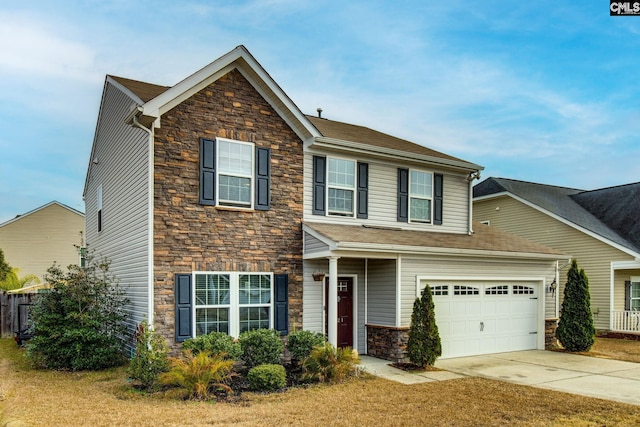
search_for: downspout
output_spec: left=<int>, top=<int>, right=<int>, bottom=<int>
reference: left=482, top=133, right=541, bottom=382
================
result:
left=467, top=171, right=481, bottom=235
left=131, top=114, right=155, bottom=327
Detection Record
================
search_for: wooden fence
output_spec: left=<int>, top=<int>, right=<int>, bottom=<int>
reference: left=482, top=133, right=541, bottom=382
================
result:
left=0, top=291, right=36, bottom=338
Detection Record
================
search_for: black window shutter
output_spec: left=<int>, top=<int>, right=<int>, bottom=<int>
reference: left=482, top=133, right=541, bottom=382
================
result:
left=397, top=168, right=408, bottom=222
left=312, top=156, right=326, bottom=215
left=200, top=138, right=216, bottom=205
left=274, top=274, right=289, bottom=335
left=434, top=173, right=444, bottom=225
left=625, top=280, right=631, bottom=311
left=357, top=162, right=369, bottom=219
left=175, top=274, right=193, bottom=342
left=255, top=147, right=270, bottom=210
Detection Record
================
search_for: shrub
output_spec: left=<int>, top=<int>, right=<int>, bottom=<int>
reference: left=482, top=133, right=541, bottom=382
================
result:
left=182, top=332, right=241, bottom=360
left=26, top=256, right=129, bottom=370
left=159, top=350, right=234, bottom=400
left=247, top=364, right=286, bottom=391
left=406, top=284, right=442, bottom=367
left=286, top=330, right=325, bottom=363
left=239, top=329, right=283, bottom=368
left=302, top=343, right=360, bottom=383
left=557, top=259, right=595, bottom=352
left=127, top=320, right=170, bottom=390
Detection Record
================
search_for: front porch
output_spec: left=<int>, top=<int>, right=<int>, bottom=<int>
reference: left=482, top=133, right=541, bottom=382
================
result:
left=611, top=310, right=640, bottom=334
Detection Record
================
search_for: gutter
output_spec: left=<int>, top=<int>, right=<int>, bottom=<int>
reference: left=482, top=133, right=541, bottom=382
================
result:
left=131, top=114, right=155, bottom=328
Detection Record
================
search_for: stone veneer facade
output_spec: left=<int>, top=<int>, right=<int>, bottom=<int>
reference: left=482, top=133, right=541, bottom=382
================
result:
left=366, top=324, right=410, bottom=363
left=151, top=69, right=304, bottom=352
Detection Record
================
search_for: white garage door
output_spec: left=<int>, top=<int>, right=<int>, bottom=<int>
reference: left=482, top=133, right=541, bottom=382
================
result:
left=425, top=280, right=539, bottom=359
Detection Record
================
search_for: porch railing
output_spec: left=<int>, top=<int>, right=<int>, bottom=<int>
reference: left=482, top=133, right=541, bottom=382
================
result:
left=611, top=310, right=640, bottom=333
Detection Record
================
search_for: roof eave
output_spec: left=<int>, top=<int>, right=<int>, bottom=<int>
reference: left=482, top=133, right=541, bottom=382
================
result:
left=311, top=137, right=483, bottom=172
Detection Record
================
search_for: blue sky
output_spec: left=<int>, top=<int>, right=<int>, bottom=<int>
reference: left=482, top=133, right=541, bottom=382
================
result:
left=1, top=1, right=639, bottom=223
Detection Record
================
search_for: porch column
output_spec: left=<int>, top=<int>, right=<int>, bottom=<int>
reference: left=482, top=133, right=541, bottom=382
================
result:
left=327, top=256, right=340, bottom=347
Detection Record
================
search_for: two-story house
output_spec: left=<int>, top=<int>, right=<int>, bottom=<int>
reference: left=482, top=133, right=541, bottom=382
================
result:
left=84, top=45, right=566, bottom=361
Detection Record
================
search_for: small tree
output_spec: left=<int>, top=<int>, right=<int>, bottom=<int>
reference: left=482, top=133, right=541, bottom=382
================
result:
left=407, top=285, right=442, bottom=367
left=556, top=259, right=595, bottom=352
left=127, top=320, right=170, bottom=390
left=26, top=256, right=129, bottom=370
left=0, top=249, right=12, bottom=284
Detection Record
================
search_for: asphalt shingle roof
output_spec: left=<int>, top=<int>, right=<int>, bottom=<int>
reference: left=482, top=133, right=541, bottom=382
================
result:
left=306, top=115, right=474, bottom=165
left=305, top=221, right=565, bottom=257
left=473, top=177, right=640, bottom=254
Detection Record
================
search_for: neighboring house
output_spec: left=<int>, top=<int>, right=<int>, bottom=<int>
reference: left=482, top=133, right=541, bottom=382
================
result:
left=0, top=201, right=84, bottom=282
left=474, top=177, right=640, bottom=335
left=84, top=45, right=566, bottom=361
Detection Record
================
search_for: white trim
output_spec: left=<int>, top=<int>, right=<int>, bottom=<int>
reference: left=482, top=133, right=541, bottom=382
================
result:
left=396, top=255, right=402, bottom=327
left=610, top=261, right=640, bottom=329
left=364, top=258, right=368, bottom=354
left=215, top=138, right=255, bottom=208
left=408, top=169, right=434, bottom=224
left=416, top=275, right=546, bottom=351
left=475, top=192, right=640, bottom=259
left=326, top=156, right=357, bottom=218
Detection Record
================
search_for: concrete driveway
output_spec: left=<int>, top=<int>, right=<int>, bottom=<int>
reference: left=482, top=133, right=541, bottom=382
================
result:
left=435, top=350, right=640, bottom=406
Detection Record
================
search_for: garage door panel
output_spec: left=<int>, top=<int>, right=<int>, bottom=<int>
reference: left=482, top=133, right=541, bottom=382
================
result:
left=429, top=280, right=540, bottom=359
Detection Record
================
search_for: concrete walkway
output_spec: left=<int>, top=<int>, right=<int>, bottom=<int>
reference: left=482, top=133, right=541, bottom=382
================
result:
left=359, top=350, right=640, bottom=406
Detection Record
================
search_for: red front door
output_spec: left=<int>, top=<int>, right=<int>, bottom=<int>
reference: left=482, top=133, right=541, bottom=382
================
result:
left=325, top=277, right=354, bottom=348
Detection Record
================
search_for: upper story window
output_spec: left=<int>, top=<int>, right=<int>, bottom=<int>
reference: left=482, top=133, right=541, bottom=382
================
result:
left=328, top=158, right=356, bottom=216
left=312, top=155, right=368, bottom=219
left=218, top=139, right=253, bottom=207
left=409, top=170, right=433, bottom=222
left=398, top=168, right=443, bottom=225
left=200, top=138, right=270, bottom=210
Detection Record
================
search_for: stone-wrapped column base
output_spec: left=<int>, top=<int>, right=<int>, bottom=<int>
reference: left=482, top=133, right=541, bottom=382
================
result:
left=545, top=318, right=559, bottom=350
left=366, top=324, right=410, bottom=362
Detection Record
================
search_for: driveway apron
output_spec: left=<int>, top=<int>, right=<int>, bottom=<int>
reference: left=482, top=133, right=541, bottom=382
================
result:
left=435, top=350, right=640, bottom=406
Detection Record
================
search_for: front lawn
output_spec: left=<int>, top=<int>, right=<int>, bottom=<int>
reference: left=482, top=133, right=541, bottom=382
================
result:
left=1, top=338, right=639, bottom=426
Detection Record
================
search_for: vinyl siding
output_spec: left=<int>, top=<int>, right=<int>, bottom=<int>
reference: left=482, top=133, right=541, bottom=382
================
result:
left=474, top=196, right=635, bottom=330
left=303, top=150, right=470, bottom=234
left=400, top=255, right=556, bottom=326
left=0, top=204, right=84, bottom=281
left=304, top=232, right=329, bottom=254
left=367, top=258, right=397, bottom=326
left=85, top=82, right=151, bottom=333
left=614, top=269, right=640, bottom=311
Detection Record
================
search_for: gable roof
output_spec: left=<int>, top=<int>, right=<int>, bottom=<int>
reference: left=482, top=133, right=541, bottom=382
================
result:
left=304, top=221, right=566, bottom=259
left=306, top=116, right=480, bottom=171
left=473, top=177, right=640, bottom=256
left=0, top=201, right=84, bottom=228
left=108, top=76, right=169, bottom=103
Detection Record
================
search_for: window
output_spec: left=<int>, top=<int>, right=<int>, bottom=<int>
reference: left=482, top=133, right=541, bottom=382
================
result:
left=200, top=138, right=270, bottom=210
left=513, top=285, right=534, bottom=295
left=312, top=156, right=368, bottom=218
left=328, top=158, right=356, bottom=216
left=218, top=139, right=253, bottom=207
left=409, top=170, right=433, bottom=222
left=430, top=285, right=448, bottom=296
left=97, top=184, right=103, bottom=232
left=194, top=272, right=272, bottom=337
left=485, top=285, right=508, bottom=295
left=454, top=285, right=479, bottom=295
left=631, top=282, right=640, bottom=310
